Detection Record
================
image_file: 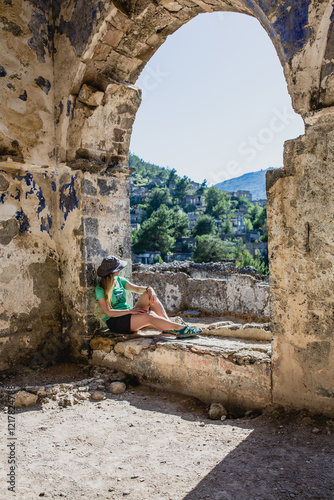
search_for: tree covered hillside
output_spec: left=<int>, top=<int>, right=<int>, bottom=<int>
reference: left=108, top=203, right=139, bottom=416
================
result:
left=129, top=153, right=173, bottom=183
left=129, top=153, right=269, bottom=274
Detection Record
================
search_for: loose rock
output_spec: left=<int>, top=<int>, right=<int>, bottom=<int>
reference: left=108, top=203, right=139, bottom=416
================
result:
left=109, top=382, right=126, bottom=394
left=209, top=403, right=227, bottom=420
left=90, top=391, right=106, bottom=401
left=14, top=391, right=38, bottom=408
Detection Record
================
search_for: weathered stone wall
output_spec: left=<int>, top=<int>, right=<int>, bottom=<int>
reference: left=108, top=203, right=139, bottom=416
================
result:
left=0, top=0, right=55, bottom=165
left=62, top=167, right=134, bottom=359
left=0, top=1, right=139, bottom=367
left=267, top=108, right=334, bottom=416
left=0, top=160, right=134, bottom=367
left=133, top=263, right=270, bottom=320
left=0, top=162, right=64, bottom=370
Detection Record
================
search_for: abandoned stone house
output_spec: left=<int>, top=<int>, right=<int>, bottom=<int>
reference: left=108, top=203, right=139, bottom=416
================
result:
left=0, top=0, right=334, bottom=417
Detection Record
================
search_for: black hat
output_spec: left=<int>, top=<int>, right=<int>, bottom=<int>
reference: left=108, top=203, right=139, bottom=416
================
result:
left=97, top=256, right=128, bottom=277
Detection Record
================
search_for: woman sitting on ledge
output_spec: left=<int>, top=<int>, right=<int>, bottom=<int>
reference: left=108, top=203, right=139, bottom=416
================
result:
left=95, top=256, right=201, bottom=339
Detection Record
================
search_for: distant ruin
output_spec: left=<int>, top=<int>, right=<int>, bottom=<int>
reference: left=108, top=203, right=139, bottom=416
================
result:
left=1, top=0, right=334, bottom=416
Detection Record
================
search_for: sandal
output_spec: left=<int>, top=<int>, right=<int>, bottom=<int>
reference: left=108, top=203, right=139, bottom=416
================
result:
left=162, top=317, right=187, bottom=334
left=171, top=325, right=202, bottom=338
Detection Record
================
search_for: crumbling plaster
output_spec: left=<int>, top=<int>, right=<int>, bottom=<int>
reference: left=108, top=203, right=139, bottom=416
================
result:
left=1, top=0, right=334, bottom=415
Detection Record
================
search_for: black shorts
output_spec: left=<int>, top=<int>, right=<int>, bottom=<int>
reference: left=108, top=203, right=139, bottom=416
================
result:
left=106, top=314, right=132, bottom=335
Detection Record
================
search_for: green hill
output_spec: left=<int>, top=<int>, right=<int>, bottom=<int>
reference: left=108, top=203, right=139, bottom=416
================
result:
left=214, top=167, right=279, bottom=200
left=129, top=153, right=174, bottom=183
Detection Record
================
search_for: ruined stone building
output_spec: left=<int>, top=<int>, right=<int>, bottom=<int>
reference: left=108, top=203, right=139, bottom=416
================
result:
left=1, top=0, right=334, bottom=416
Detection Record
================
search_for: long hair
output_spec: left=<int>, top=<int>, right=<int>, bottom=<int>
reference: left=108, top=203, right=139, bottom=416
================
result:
left=100, top=273, right=116, bottom=306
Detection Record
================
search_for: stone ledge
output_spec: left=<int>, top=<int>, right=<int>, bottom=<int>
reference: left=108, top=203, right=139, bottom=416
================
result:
left=89, top=334, right=272, bottom=413
left=201, top=322, right=272, bottom=342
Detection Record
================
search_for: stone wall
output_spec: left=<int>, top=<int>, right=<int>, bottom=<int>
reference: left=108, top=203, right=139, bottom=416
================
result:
left=0, top=159, right=134, bottom=368
left=0, top=163, right=61, bottom=370
left=0, top=1, right=140, bottom=367
left=132, top=262, right=270, bottom=320
left=267, top=108, right=334, bottom=415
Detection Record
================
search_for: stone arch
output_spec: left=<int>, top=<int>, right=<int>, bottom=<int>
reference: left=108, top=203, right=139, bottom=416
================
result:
left=54, top=1, right=334, bottom=171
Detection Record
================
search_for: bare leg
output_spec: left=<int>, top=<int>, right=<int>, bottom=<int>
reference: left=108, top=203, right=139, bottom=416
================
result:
left=135, top=292, right=169, bottom=319
left=130, top=311, right=185, bottom=333
left=150, top=299, right=169, bottom=319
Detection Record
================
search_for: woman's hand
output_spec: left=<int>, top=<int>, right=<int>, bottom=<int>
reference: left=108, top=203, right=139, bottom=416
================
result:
left=147, top=287, right=157, bottom=305
left=130, top=307, right=147, bottom=315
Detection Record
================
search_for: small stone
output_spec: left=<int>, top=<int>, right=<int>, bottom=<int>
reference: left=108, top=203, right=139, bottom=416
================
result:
left=76, top=378, right=94, bottom=387
left=58, top=396, right=74, bottom=407
left=14, top=391, right=38, bottom=408
left=0, top=174, right=9, bottom=191
left=39, top=493, right=45, bottom=497
left=109, top=371, right=126, bottom=381
left=220, top=415, right=227, bottom=421
left=123, top=491, right=130, bottom=496
left=209, top=403, right=227, bottom=420
left=109, top=382, right=126, bottom=394
left=312, top=427, right=321, bottom=434
left=94, top=378, right=105, bottom=384
left=25, top=385, right=40, bottom=394
left=75, top=392, right=90, bottom=401
left=182, top=310, right=201, bottom=317
left=78, top=84, right=104, bottom=107
left=90, top=391, right=106, bottom=401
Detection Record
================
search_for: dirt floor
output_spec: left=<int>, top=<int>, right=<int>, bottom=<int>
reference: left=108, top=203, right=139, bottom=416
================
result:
left=0, top=363, right=334, bottom=500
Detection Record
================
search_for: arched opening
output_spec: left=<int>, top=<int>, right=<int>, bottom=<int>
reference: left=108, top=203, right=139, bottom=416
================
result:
left=130, top=12, right=304, bottom=183
left=128, top=11, right=304, bottom=311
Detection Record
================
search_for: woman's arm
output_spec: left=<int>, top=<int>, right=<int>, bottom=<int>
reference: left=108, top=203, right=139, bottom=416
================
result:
left=97, top=299, right=145, bottom=317
left=125, top=281, right=157, bottom=305
left=125, top=281, right=151, bottom=294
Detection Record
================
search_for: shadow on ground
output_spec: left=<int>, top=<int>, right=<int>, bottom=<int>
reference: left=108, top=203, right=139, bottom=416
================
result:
left=183, top=417, right=334, bottom=500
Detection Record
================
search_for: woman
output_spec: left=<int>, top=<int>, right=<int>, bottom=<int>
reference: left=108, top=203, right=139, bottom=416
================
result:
left=95, top=256, right=201, bottom=338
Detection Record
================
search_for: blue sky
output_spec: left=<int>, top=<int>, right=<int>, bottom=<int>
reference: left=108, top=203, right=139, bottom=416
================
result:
left=130, top=11, right=305, bottom=185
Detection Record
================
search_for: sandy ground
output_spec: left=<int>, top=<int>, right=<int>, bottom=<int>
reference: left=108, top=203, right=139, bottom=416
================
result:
left=0, top=364, right=334, bottom=500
